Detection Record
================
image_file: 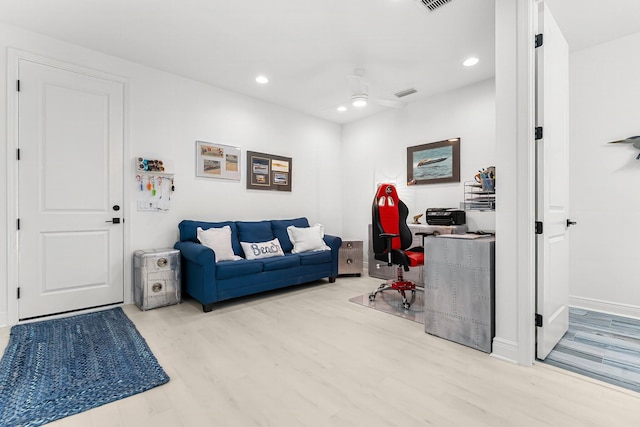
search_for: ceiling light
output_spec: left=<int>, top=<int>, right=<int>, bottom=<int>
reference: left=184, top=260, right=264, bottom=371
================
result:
left=255, top=75, right=269, bottom=84
left=352, top=95, right=367, bottom=107
left=337, top=106, right=347, bottom=112
left=463, top=57, right=479, bottom=67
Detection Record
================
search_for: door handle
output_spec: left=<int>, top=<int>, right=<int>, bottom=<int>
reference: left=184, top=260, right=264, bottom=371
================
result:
left=105, top=218, right=121, bottom=224
left=566, top=219, right=577, bottom=227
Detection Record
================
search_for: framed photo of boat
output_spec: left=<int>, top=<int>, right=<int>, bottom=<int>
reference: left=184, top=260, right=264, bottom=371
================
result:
left=407, top=138, right=460, bottom=185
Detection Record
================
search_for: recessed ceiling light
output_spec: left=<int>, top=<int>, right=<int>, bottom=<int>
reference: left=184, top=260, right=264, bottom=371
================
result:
left=255, top=75, right=269, bottom=84
left=463, top=57, right=479, bottom=67
left=337, top=106, right=347, bottom=112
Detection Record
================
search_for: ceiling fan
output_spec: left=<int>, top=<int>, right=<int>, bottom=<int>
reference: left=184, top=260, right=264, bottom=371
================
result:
left=327, top=68, right=404, bottom=113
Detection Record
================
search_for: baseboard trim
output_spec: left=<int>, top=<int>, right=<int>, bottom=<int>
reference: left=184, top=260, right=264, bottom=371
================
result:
left=0, top=313, right=8, bottom=328
left=491, top=337, right=519, bottom=364
left=569, top=296, right=640, bottom=320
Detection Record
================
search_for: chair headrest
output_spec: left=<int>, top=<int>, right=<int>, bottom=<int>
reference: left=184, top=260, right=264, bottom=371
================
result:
left=374, top=183, right=400, bottom=207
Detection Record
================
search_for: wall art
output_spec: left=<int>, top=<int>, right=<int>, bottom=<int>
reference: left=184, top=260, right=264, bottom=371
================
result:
left=407, top=138, right=460, bottom=185
left=246, top=151, right=292, bottom=191
left=196, top=141, right=241, bottom=181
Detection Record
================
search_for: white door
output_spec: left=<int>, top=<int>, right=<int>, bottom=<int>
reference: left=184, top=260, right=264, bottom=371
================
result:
left=535, top=2, right=571, bottom=360
left=17, top=59, right=125, bottom=320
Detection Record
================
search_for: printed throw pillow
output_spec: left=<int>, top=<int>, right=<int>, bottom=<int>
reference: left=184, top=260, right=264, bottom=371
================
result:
left=197, top=226, right=242, bottom=262
left=286, top=224, right=330, bottom=254
left=240, top=238, right=285, bottom=260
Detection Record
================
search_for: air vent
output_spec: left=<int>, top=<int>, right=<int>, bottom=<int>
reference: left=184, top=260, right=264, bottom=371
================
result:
left=418, top=0, right=453, bottom=12
left=394, top=88, right=418, bottom=98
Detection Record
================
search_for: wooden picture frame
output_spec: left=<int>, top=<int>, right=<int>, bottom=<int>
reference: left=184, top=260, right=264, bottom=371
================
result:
left=246, top=151, right=292, bottom=191
left=195, top=141, right=241, bottom=181
left=407, top=138, right=460, bottom=185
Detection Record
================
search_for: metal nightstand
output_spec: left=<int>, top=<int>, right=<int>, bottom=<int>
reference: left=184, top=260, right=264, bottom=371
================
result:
left=338, top=239, right=363, bottom=276
left=133, top=248, right=181, bottom=310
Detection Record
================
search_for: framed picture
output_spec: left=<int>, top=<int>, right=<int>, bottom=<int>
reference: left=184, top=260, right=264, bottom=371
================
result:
left=407, top=138, right=460, bottom=185
left=246, top=151, right=292, bottom=191
left=196, top=141, right=241, bottom=181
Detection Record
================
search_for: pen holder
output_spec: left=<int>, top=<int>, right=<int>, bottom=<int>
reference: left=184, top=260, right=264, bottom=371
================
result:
left=481, top=177, right=495, bottom=192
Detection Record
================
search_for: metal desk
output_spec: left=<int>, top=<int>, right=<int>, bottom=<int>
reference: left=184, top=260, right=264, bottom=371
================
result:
left=423, top=235, right=495, bottom=353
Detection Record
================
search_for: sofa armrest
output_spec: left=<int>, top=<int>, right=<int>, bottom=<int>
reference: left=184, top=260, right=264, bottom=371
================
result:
left=174, top=241, right=218, bottom=307
left=323, top=234, right=342, bottom=279
left=175, top=240, right=216, bottom=264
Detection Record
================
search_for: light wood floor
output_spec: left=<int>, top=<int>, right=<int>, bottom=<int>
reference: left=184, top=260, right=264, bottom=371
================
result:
left=2, top=276, right=640, bottom=426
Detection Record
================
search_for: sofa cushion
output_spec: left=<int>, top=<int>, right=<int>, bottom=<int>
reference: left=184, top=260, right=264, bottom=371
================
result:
left=197, top=226, right=242, bottom=262
left=261, top=254, right=300, bottom=271
left=215, top=259, right=263, bottom=280
left=236, top=221, right=275, bottom=246
left=179, top=220, right=242, bottom=255
left=287, top=224, right=331, bottom=254
left=240, top=238, right=285, bottom=260
left=271, top=217, right=310, bottom=253
left=298, top=250, right=332, bottom=266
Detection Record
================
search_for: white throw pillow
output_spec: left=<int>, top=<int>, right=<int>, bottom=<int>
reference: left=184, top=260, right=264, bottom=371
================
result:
left=286, top=224, right=330, bottom=254
left=240, top=238, right=285, bottom=260
left=197, top=226, right=242, bottom=262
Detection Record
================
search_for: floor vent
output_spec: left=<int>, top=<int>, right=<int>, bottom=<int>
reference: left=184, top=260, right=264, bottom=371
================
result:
left=394, top=88, right=418, bottom=98
left=418, top=0, right=453, bottom=12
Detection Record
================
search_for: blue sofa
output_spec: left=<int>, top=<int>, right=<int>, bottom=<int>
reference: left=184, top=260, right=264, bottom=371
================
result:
left=174, top=217, right=342, bottom=312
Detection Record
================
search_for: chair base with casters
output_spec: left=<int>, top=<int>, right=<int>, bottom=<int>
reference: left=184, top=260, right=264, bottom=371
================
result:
left=369, top=265, right=423, bottom=309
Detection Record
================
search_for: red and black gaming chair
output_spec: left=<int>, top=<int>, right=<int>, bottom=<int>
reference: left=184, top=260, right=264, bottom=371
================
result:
left=369, top=183, right=426, bottom=309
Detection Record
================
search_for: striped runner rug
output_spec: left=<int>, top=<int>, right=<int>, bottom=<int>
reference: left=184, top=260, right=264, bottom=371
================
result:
left=544, top=307, right=640, bottom=393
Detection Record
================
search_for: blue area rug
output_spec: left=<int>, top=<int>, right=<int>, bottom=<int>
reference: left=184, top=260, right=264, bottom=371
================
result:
left=545, top=307, right=640, bottom=393
left=0, top=307, right=169, bottom=426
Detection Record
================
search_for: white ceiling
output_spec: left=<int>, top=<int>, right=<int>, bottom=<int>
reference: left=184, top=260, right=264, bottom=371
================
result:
left=0, top=0, right=639, bottom=124
left=544, top=0, right=640, bottom=52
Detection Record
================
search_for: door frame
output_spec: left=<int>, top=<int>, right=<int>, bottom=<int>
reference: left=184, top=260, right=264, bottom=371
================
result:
left=6, top=48, right=130, bottom=325
left=516, top=0, right=537, bottom=366
left=494, top=0, right=537, bottom=366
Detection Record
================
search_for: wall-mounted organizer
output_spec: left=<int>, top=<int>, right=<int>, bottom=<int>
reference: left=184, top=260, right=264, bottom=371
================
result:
left=136, top=157, right=175, bottom=211
left=462, top=181, right=495, bottom=211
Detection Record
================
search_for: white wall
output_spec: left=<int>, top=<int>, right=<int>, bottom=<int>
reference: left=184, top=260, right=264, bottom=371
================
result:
left=568, top=32, right=640, bottom=318
left=341, top=79, right=497, bottom=245
left=0, top=23, right=342, bottom=325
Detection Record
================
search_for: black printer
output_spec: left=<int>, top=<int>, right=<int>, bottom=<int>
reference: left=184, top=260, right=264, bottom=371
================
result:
left=425, top=208, right=466, bottom=226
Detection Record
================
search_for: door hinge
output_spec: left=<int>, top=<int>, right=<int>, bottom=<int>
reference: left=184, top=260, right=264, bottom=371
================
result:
left=16, top=80, right=20, bottom=92
left=17, top=218, right=20, bottom=230
left=535, top=221, right=543, bottom=234
left=16, top=148, right=20, bottom=160
left=535, top=127, right=543, bottom=140
left=535, top=313, right=543, bottom=327
left=535, top=34, right=543, bottom=48
left=17, top=287, right=21, bottom=299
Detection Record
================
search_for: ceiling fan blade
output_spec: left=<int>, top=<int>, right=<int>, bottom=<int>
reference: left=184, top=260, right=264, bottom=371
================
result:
left=319, top=100, right=351, bottom=113
left=375, top=99, right=404, bottom=109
